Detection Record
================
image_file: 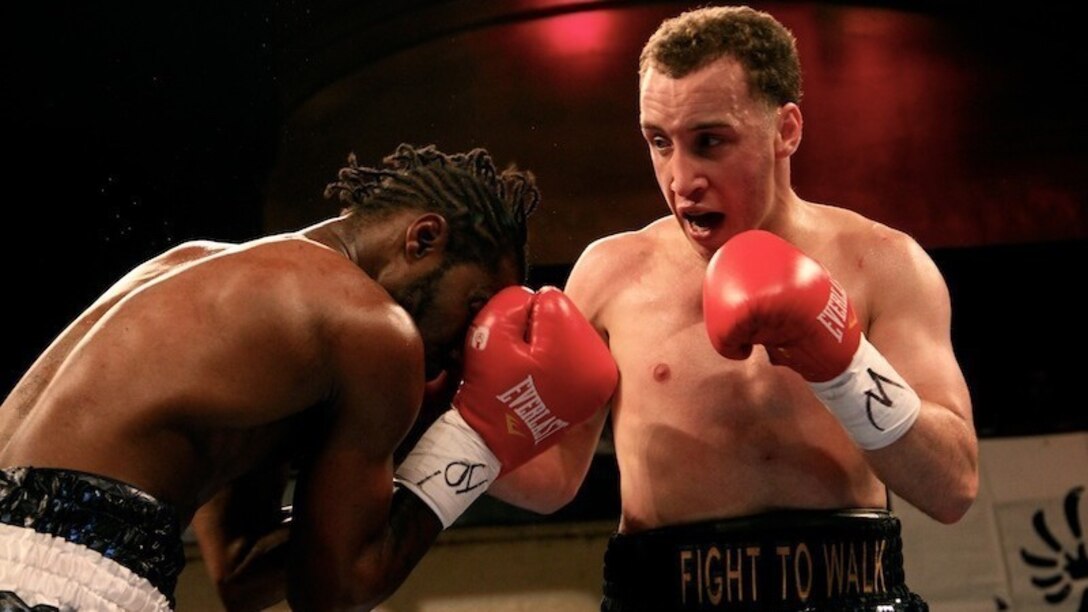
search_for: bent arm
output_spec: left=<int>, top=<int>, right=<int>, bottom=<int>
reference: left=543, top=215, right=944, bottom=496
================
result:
left=289, top=441, right=442, bottom=610
left=487, top=240, right=618, bottom=513
left=287, top=302, right=443, bottom=610
left=861, top=237, right=978, bottom=523
left=191, top=461, right=293, bottom=612
left=488, top=403, right=610, bottom=514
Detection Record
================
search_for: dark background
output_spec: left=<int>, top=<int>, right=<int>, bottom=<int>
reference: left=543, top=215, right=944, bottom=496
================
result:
left=5, top=1, right=1086, bottom=466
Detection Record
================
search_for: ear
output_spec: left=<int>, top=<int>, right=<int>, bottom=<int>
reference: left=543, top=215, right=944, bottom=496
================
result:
left=405, top=213, right=449, bottom=260
left=775, top=102, right=803, bottom=158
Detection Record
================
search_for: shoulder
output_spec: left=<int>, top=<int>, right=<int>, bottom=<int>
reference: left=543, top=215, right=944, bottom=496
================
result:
left=330, top=297, right=422, bottom=357
left=325, top=297, right=425, bottom=444
left=867, top=223, right=950, bottom=323
left=159, top=239, right=235, bottom=261
left=564, top=219, right=666, bottom=322
left=141, top=239, right=238, bottom=277
left=303, top=264, right=424, bottom=434
left=177, top=236, right=421, bottom=364
left=568, top=218, right=668, bottom=283
left=210, top=237, right=368, bottom=301
left=315, top=272, right=424, bottom=377
left=99, top=240, right=236, bottom=303
left=813, top=206, right=949, bottom=321
left=263, top=240, right=426, bottom=432
left=852, top=216, right=943, bottom=290
left=807, top=205, right=934, bottom=273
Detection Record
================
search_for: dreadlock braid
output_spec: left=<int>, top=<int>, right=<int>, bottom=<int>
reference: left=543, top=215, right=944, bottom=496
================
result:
left=324, top=143, right=540, bottom=278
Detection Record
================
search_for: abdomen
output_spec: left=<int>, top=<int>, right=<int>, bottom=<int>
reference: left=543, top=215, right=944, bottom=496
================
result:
left=612, top=343, right=885, bottom=532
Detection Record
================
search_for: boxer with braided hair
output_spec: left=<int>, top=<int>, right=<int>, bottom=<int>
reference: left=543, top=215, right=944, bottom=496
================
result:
left=325, top=144, right=539, bottom=276
left=0, top=142, right=616, bottom=611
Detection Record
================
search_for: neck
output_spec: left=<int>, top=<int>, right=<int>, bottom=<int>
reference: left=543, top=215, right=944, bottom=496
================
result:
left=758, top=161, right=803, bottom=228
left=301, top=214, right=396, bottom=279
left=760, top=187, right=811, bottom=245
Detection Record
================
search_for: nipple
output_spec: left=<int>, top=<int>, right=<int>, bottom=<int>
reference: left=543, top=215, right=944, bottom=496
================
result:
left=652, top=362, right=671, bottom=382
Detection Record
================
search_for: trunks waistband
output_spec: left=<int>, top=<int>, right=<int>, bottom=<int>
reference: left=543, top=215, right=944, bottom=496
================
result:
left=604, top=509, right=916, bottom=611
left=0, top=466, right=185, bottom=605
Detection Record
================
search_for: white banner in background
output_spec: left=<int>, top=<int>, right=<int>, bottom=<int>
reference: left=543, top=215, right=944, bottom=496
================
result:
left=895, top=431, right=1087, bottom=612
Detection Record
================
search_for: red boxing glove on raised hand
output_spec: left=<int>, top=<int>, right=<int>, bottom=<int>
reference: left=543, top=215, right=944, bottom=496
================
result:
left=396, top=285, right=618, bottom=527
left=456, top=285, right=617, bottom=469
left=702, top=230, right=860, bottom=383
left=703, top=230, right=921, bottom=450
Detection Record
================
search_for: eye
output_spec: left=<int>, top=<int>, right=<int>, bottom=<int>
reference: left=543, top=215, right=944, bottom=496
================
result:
left=696, top=133, right=724, bottom=149
left=644, top=132, right=671, bottom=151
left=468, top=295, right=488, bottom=317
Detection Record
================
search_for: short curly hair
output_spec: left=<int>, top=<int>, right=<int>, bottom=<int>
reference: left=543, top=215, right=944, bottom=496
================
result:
left=639, top=5, right=802, bottom=107
left=324, top=143, right=540, bottom=279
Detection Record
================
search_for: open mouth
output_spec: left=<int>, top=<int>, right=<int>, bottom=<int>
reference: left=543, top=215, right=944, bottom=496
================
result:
left=682, top=210, right=725, bottom=235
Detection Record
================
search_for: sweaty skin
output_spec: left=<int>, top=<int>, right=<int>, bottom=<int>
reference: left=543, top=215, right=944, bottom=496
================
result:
left=0, top=214, right=516, bottom=610
left=0, top=240, right=232, bottom=454
left=489, top=56, right=976, bottom=532
left=1, top=235, right=417, bottom=522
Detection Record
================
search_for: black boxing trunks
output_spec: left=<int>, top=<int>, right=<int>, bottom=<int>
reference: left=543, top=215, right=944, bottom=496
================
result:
left=0, top=467, right=184, bottom=611
left=601, top=509, right=928, bottom=612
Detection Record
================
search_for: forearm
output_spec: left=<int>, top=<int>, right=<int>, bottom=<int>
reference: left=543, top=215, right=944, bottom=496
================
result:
left=378, top=486, right=444, bottom=587
left=801, top=332, right=978, bottom=522
left=192, top=463, right=293, bottom=610
left=489, top=402, right=610, bottom=513
left=291, top=488, right=442, bottom=610
left=216, top=523, right=291, bottom=612
left=488, top=444, right=592, bottom=514
left=866, top=401, right=979, bottom=523
left=194, top=503, right=293, bottom=612
left=287, top=483, right=443, bottom=605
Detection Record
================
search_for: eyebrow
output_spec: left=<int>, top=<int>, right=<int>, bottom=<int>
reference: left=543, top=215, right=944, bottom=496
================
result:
left=639, top=120, right=733, bottom=132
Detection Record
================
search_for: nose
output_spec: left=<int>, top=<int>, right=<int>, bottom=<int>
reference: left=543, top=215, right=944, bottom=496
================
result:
left=669, top=150, right=708, bottom=202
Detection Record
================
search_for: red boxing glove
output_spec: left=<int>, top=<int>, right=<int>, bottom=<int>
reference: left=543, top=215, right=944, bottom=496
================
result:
left=703, top=230, right=922, bottom=450
left=396, top=285, right=618, bottom=527
left=702, top=230, right=860, bottom=382
left=456, top=285, right=617, bottom=469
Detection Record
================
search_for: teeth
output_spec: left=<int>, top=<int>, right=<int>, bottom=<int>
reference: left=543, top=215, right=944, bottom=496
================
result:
left=686, top=213, right=710, bottom=229
left=683, top=211, right=725, bottom=233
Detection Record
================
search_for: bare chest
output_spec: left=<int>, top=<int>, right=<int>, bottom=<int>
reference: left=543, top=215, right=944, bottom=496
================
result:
left=600, top=252, right=871, bottom=430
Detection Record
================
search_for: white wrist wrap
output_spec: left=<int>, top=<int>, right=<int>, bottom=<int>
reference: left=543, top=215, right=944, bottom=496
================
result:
left=394, top=409, right=500, bottom=529
left=808, top=335, right=921, bottom=450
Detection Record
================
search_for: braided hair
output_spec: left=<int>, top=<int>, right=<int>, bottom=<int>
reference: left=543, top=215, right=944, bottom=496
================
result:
left=324, top=143, right=540, bottom=279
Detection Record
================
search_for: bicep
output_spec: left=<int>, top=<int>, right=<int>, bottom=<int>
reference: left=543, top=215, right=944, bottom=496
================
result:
left=288, top=307, right=424, bottom=598
left=867, top=241, right=972, bottom=422
left=562, top=239, right=614, bottom=334
left=291, top=438, right=398, bottom=577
